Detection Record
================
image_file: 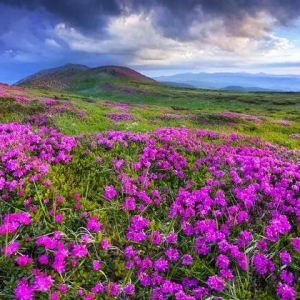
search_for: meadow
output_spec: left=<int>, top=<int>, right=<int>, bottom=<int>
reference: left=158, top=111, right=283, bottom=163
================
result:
left=1, top=83, right=300, bottom=299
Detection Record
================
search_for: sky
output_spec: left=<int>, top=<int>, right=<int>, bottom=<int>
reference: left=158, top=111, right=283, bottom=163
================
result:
left=1, top=0, right=300, bottom=83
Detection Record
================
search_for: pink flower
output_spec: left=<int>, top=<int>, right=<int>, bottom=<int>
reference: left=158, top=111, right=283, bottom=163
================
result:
left=15, top=278, right=34, bottom=300
left=291, top=237, right=300, bottom=252
left=38, top=254, right=49, bottom=265
left=165, top=248, right=180, bottom=262
left=55, top=214, right=64, bottom=223
left=123, top=283, right=135, bottom=295
left=34, top=272, right=54, bottom=291
left=182, top=254, right=193, bottom=266
left=103, top=185, right=117, bottom=200
left=154, top=258, right=168, bottom=272
left=71, top=244, right=88, bottom=258
left=101, top=239, right=110, bottom=250
left=206, top=275, right=225, bottom=292
left=87, top=216, right=102, bottom=233
left=15, top=255, right=32, bottom=267
left=2, top=240, right=20, bottom=257
left=93, top=260, right=101, bottom=271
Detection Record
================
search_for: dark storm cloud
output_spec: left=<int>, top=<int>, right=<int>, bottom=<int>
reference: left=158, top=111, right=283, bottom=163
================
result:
left=1, top=0, right=300, bottom=38
left=0, top=0, right=121, bottom=33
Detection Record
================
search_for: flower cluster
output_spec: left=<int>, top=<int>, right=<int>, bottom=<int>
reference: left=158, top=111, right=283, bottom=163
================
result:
left=1, top=124, right=300, bottom=299
left=105, top=113, right=132, bottom=122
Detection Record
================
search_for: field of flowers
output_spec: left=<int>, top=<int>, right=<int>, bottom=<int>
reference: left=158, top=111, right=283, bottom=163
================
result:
left=1, top=85, right=300, bottom=299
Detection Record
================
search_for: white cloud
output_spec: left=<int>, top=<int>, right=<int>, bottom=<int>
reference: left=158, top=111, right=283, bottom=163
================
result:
left=45, top=38, right=61, bottom=48
left=54, top=11, right=298, bottom=72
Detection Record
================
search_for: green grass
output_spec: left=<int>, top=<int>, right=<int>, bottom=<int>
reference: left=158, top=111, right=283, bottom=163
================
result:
left=1, top=84, right=300, bottom=149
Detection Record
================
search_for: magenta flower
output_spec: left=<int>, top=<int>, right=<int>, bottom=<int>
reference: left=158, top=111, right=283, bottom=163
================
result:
left=253, top=253, right=275, bottom=275
left=165, top=248, right=180, bottom=262
left=206, top=275, right=225, bottom=292
left=14, top=278, right=34, bottom=300
left=33, top=272, right=54, bottom=291
left=123, top=283, right=135, bottom=295
left=87, top=216, right=102, bottom=233
left=277, top=283, right=296, bottom=300
left=279, top=250, right=292, bottom=266
left=38, top=254, right=49, bottom=265
left=280, top=270, right=294, bottom=285
left=93, top=260, right=101, bottom=271
left=55, top=213, right=64, bottom=223
left=122, top=196, right=136, bottom=211
left=291, top=237, right=300, bottom=252
left=71, top=244, right=88, bottom=258
left=154, top=258, right=168, bottom=272
left=182, top=254, right=193, bottom=266
left=15, top=255, right=32, bottom=267
left=107, top=282, right=119, bottom=297
left=103, top=185, right=117, bottom=200
left=215, top=254, right=230, bottom=269
left=2, top=240, right=20, bottom=257
left=101, top=239, right=110, bottom=250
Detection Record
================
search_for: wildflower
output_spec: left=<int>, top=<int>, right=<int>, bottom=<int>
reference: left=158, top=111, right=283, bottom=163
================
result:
left=103, top=185, right=117, bottom=200
left=107, top=282, right=119, bottom=297
left=91, top=282, right=104, bottom=293
left=16, top=255, right=32, bottom=267
left=165, top=248, right=180, bottom=262
left=15, top=278, right=34, bottom=300
left=150, top=230, right=163, bottom=245
left=87, top=216, right=102, bottom=233
left=206, top=275, right=225, bottom=292
left=101, top=239, right=110, bottom=250
left=122, top=196, right=136, bottom=211
left=58, top=284, right=68, bottom=293
left=277, top=283, right=296, bottom=300
left=93, top=260, right=101, bottom=271
left=71, top=244, right=88, bottom=258
left=124, top=246, right=136, bottom=258
left=253, top=253, right=275, bottom=275
left=291, top=237, right=300, bottom=252
left=33, top=272, right=54, bottom=291
left=38, top=254, right=49, bottom=265
left=219, top=269, right=234, bottom=281
left=237, top=231, right=252, bottom=248
left=154, top=258, right=168, bottom=272
left=123, top=283, right=135, bottom=295
left=181, top=254, right=193, bottom=266
left=165, top=232, right=178, bottom=244
left=50, top=291, right=60, bottom=300
left=280, top=270, right=294, bottom=285
left=55, top=213, right=64, bottom=223
left=279, top=250, right=292, bottom=266
left=2, top=240, right=20, bottom=257
left=215, top=254, right=230, bottom=269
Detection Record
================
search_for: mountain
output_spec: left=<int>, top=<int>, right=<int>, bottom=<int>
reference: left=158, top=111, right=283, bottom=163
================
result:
left=16, top=64, right=158, bottom=94
left=161, top=81, right=195, bottom=88
left=155, top=72, right=300, bottom=92
left=221, top=86, right=275, bottom=92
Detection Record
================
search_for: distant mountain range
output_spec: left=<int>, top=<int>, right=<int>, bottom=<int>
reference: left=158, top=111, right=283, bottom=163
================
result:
left=155, top=72, right=300, bottom=92
left=16, top=64, right=157, bottom=95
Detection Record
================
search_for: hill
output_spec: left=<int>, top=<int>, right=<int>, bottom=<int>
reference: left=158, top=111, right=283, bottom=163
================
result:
left=16, top=64, right=158, bottom=95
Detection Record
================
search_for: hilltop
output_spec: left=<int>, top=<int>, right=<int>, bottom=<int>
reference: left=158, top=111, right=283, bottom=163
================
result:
left=16, top=64, right=158, bottom=95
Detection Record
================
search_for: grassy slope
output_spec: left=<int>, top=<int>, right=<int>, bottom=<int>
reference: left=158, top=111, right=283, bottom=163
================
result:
left=1, top=83, right=300, bottom=149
